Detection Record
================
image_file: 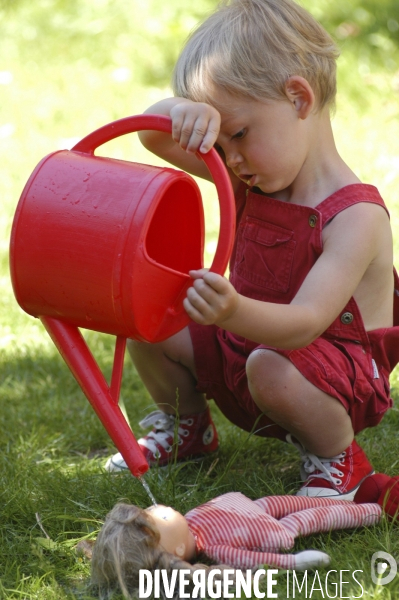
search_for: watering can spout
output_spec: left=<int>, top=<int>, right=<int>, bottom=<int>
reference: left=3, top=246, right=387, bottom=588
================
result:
left=40, top=316, right=149, bottom=477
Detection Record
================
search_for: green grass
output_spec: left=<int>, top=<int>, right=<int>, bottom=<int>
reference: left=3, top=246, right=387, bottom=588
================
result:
left=1, top=0, right=399, bottom=598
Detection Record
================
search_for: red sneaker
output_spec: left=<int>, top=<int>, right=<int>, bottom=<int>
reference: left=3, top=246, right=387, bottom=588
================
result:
left=288, top=435, right=374, bottom=501
left=105, top=406, right=218, bottom=472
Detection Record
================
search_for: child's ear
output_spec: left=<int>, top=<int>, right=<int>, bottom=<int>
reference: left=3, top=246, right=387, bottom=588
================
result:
left=285, top=76, right=315, bottom=119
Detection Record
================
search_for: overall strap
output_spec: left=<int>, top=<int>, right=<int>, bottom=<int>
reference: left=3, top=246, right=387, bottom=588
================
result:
left=317, top=184, right=389, bottom=227
left=319, top=184, right=391, bottom=344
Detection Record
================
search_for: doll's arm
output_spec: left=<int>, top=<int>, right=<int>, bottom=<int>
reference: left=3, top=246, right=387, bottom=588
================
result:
left=204, top=545, right=329, bottom=570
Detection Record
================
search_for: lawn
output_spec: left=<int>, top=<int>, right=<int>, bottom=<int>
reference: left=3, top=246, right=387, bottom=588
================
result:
left=1, top=0, right=399, bottom=598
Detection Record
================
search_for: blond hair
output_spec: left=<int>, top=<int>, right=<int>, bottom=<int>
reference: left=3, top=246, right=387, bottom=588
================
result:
left=173, top=0, right=340, bottom=110
left=91, top=503, right=234, bottom=599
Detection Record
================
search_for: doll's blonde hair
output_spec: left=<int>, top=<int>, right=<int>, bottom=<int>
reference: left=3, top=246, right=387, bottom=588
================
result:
left=91, top=503, right=233, bottom=599
left=172, top=0, right=340, bottom=110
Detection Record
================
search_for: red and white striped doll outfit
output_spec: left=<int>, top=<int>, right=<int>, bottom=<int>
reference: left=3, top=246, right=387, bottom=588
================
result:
left=185, top=492, right=381, bottom=569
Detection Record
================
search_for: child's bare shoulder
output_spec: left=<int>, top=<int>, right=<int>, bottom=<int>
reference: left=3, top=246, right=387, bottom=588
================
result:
left=322, top=199, right=393, bottom=329
left=323, top=200, right=391, bottom=250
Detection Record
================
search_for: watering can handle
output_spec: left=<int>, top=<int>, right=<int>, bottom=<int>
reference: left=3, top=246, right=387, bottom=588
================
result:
left=72, top=114, right=235, bottom=276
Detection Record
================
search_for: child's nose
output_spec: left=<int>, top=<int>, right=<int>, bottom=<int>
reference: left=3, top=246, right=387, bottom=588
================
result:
left=225, top=151, right=243, bottom=170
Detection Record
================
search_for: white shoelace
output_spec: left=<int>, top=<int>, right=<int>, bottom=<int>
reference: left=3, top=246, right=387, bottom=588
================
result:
left=138, top=410, right=194, bottom=459
left=286, top=434, right=346, bottom=487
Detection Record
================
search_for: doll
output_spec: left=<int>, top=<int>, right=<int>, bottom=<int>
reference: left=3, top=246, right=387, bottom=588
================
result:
left=90, top=492, right=383, bottom=599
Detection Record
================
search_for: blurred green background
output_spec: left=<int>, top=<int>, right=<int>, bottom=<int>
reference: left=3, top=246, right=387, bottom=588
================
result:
left=0, top=1, right=399, bottom=597
left=1, top=0, right=399, bottom=254
left=1, top=0, right=399, bottom=366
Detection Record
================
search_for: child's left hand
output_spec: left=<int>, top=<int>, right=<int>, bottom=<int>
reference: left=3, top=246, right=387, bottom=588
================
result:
left=184, top=269, right=240, bottom=326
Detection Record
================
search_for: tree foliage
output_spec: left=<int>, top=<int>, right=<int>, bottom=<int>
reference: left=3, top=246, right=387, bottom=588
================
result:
left=1, top=0, right=398, bottom=92
left=1, top=0, right=217, bottom=86
left=303, top=0, right=399, bottom=73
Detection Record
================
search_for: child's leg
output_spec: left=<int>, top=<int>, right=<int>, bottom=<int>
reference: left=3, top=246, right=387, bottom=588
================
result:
left=246, top=348, right=373, bottom=500
left=105, top=327, right=218, bottom=471
left=246, top=348, right=353, bottom=456
left=127, top=327, right=207, bottom=415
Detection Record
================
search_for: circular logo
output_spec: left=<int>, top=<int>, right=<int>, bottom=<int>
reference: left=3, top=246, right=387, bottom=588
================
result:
left=371, top=551, right=397, bottom=585
left=203, top=425, right=214, bottom=445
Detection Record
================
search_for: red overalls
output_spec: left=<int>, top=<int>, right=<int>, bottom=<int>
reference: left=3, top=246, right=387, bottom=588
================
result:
left=189, top=183, right=399, bottom=438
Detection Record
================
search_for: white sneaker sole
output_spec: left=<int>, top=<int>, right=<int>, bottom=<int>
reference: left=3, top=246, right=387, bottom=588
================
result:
left=296, top=471, right=375, bottom=501
left=104, top=453, right=129, bottom=473
left=104, top=449, right=215, bottom=472
left=296, top=486, right=358, bottom=501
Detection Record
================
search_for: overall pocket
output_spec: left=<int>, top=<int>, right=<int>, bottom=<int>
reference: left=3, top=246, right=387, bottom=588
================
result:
left=235, top=218, right=296, bottom=293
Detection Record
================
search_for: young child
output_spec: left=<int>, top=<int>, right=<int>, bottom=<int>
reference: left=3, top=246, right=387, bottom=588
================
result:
left=105, top=0, right=399, bottom=500
left=90, top=493, right=382, bottom=598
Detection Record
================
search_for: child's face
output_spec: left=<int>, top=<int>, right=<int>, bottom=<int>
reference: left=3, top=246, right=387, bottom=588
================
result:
left=145, top=505, right=196, bottom=560
left=214, top=90, right=312, bottom=198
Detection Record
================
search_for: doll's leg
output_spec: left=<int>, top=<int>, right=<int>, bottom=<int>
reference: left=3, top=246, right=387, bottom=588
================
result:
left=105, top=327, right=218, bottom=471
left=246, top=349, right=373, bottom=499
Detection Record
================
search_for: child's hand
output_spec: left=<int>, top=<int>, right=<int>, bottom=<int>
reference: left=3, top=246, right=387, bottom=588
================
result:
left=170, top=100, right=221, bottom=155
left=184, top=269, right=240, bottom=326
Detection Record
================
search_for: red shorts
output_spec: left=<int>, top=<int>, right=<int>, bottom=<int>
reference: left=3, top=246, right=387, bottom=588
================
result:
left=189, top=323, right=392, bottom=436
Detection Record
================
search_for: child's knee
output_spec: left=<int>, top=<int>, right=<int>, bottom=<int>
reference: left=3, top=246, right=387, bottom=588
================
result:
left=246, top=349, right=283, bottom=400
left=128, top=328, right=196, bottom=373
left=246, top=349, right=299, bottom=411
left=127, top=333, right=185, bottom=357
left=127, top=338, right=168, bottom=365
left=162, top=327, right=195, bottom=366
left=246, top=348, right=287, bottom=383
left=127, top=338, right=141, bottom=353
left=127, top=337, right=151, bottom=357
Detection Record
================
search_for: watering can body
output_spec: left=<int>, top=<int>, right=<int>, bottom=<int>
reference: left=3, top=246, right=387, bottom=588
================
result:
left=11, top=148, right=204, bottom=342
left=9, top=114, right=235, bottom=477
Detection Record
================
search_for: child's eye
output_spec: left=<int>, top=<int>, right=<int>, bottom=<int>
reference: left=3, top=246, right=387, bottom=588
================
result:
left=232, top=128, right=246, bottom=140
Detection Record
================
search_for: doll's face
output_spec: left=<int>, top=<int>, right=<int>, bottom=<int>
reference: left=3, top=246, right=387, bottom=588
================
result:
left=145, top=505, right=196, bottom=560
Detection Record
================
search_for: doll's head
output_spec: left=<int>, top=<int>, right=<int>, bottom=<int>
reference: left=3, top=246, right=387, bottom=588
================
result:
left=90, top=503, right=223, bottom=599
left=172, top=0, right=339, bottom=112
left=144, top=504, right=196, bottom=559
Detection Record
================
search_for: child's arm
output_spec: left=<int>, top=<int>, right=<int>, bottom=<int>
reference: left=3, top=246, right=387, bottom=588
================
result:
left=139, top=98, right=218, bottom=180
left=184, top=201, right=390, bottom=349
left=138, top=98, right=241, bottom=190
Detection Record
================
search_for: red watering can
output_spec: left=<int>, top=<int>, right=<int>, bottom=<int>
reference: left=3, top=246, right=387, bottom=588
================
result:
left=9, top=114, right=235, bottom=477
